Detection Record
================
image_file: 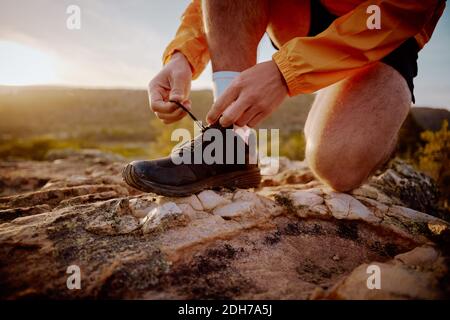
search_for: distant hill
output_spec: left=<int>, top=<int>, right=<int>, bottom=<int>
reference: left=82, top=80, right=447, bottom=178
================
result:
left=411, top=107, right=450, bottom=131
left=0, top=86, right=448, bottom=146
left=0, top=86, right=314, bottom=141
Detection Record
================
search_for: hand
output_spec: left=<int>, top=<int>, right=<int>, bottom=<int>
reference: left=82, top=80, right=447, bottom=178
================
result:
left=148, top=52, right=193, bottom=124
left=207, top=60, right=288, bottom=127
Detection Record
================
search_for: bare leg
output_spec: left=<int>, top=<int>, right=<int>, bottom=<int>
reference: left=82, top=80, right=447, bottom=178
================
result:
left=202, top=0, right=269, bottom=72
left=304, top=63, right=411, bottom=192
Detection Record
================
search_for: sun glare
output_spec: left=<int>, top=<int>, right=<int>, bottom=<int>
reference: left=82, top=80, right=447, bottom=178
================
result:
left=0, top=41, right=58, bottom=86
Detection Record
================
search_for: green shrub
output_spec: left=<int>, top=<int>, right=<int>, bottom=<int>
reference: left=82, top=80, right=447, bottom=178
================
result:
left=279, top=131, right=306, bottom=161
left=0, top=137, right=93, bottom=160
left=416, top=120, right=450, bottom=212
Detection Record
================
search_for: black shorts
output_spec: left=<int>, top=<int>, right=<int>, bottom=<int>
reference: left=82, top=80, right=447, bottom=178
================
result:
left=271, top=0, right=419, bottom=102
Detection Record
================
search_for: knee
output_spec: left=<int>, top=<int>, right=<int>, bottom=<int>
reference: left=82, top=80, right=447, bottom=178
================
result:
left=305, top=143, right=369, bottom=192
left=324, top=174, right=366, bottom=193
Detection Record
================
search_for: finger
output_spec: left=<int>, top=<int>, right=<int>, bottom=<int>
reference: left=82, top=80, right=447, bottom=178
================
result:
left=155, top=108, right=186, bottom=121
left=219, top=97, right=251, bottom=127
left=235, top=107, right=260, bottom=127
left=162, top=113, right=187, bottom=124
left=148, top=86, right=164, bottom=110
left=247, top=112, right=267, bottom=128
left=160, top=112, right=187, bottom=125
left=148, top=81, right=162, bottom=105
left=183, top=100, right=192, bottom=111
left=151, top=101, right=179, bottom=114
left=169, top=72, right=190, bottom=102
left=149, top=88, right=179, bottom=114
left=207, top=83, right=240, bottom=124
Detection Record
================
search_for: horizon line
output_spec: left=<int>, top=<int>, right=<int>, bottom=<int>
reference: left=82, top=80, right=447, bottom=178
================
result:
left=0, top=84, right=449, bottom=110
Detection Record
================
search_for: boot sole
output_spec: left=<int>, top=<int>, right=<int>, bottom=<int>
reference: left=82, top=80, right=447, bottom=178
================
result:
left=122, top=164, right=261, bottom=197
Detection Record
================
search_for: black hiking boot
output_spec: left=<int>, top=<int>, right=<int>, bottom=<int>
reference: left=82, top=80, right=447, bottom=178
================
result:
left=122, top=102, right=261, bottom=197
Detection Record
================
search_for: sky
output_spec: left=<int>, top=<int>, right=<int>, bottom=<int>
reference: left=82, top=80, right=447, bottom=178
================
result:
left=0, top=0, right=449, bottom=108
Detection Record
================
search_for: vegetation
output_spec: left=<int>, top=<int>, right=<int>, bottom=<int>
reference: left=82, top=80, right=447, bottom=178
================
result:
left=0, top=136, right=91, bottom=160
left=279, top=131, right=306, bottom=161
left=0, top=136, right=154, bottom=160
left=416, top=120, right=450, bottom=212
left=0, top=86, right=448, bottom=216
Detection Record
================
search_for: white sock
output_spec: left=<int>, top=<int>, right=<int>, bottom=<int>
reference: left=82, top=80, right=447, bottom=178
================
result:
left=212, top=71, right=240, bottom=100
left=212, top=71, right=251, bottom=143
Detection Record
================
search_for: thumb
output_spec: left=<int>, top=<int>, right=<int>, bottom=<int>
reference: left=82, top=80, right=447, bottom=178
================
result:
left=169, top=74, right=189, bottom=102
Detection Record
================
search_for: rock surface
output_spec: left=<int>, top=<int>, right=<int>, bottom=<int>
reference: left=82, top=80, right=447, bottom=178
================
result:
left=0, top=150, right=449, bottom=299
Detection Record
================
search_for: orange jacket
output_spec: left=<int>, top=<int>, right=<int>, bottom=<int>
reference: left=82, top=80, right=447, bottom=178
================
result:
left=163, top=0, right=445, bottom=96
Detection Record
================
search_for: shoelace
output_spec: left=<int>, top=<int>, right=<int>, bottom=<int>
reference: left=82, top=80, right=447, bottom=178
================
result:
left=169, top=100, right=208, bottom=153
left=169, top=101, right=251, bottom=161
left=169, top=100, right=207, bottom=131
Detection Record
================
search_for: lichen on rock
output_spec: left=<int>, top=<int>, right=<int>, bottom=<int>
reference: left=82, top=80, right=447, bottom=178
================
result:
left=141, top=202, right=189, bottom=235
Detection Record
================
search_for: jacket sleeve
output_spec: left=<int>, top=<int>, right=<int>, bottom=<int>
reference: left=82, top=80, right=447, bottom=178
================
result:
left=272, top=0, right=443, bottom=96
left=163, top=0, right=209, bottom=79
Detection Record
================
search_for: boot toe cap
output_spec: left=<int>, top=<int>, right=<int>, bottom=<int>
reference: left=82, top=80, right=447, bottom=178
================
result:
left=128, top=160, right=158, bottom=180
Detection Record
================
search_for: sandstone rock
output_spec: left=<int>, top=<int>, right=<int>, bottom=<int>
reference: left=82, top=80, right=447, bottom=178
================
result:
left=395, top=246, right=440, bottom=266
left=86, top=213, right=139, bottom=235
left=175, top=195, right=203, bottom=211
left=84, top=198, right=139, bottom=235
left=290, top=190, right=323, bottom=207
left=324, top=246, right=447, bottom=300
left=142, top=202, right=189, bottom=235
left=197, top=190, right=231, bottom=211
left=213, top=200, right=255, bottom=218
left=368, top=159, right=440, bottom=214
left=325, top=192, right=380, bottom=223
left=0, top=151, right=448, bottom=299
left=58, top=191, right=119, bottom=207
left=0, top=204, right=51, bottom=223
left=260, top=156, right=306, bottom=176
left=308, top=204, right=329, bottom=216
left=129, top=197, right=158, bottom=218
